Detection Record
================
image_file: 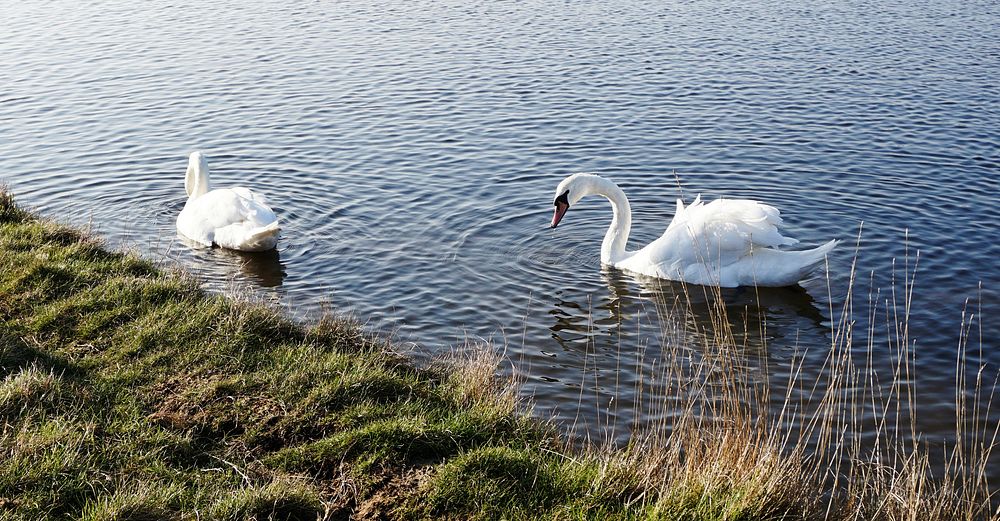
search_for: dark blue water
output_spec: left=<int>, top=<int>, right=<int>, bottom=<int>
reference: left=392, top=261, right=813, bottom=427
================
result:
left=2, top=0, right=998, bottom=481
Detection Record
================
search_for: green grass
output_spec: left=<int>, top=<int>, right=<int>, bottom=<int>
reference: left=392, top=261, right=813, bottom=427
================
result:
left=0, top=190, right=651, bottom=519
left=0, top=191, right=550, bottom=518
left=1, top=190, right=995, bottom=520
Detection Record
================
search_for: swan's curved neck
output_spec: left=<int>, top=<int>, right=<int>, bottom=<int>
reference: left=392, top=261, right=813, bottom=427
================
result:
left=589, top=177, right=632, bottom=264
left=185, top=158, right=211, bottom=199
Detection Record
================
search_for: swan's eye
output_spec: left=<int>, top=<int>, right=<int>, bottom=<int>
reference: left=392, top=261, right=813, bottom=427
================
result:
left=554, top=191, right=569, bottom=207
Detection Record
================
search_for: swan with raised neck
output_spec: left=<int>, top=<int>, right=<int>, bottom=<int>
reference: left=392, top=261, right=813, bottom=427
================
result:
left=184, top=151, right=211, bottom=200
left=550, top=173, right=838, bottom=287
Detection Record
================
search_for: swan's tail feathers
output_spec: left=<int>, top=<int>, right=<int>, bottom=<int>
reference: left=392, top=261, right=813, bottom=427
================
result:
left=814, top=238, right=839, bottom=257
left=251, top=220, right=280, bottom=235
left=800, top=239, right=839, bottom=275
left=246, top=221, right=280, bottom=249
left=216, top=220, right=280, bottom=252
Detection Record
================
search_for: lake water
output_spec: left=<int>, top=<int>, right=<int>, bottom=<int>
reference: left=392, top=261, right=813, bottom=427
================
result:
left=2, top=0, right=998, bottom=483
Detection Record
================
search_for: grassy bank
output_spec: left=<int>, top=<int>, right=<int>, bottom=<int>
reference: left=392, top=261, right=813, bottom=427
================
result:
left=1, top=190, right=996, bottom=520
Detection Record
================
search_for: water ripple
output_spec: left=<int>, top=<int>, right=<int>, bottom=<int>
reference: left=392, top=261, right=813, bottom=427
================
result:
left=1, top=0, right=997, bottom=478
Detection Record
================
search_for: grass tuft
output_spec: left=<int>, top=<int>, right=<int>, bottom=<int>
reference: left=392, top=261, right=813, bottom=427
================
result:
left=0, top=188, right=32, bottom=224
left=207, top=477, right=324, bottom=521
left=417, top=446, right=569, bottom=519
left=77, top=483, right=180, bottom=521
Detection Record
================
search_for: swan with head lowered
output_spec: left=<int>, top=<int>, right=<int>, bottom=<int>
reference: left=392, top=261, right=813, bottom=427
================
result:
left=176, top=151, right=280, bottom=252
left=550, top=173, right=837, bottom=287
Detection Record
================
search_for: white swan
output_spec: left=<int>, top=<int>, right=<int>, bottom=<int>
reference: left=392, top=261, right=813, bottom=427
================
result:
left=550, top=173, right=837, bottom=287
left=176, top=151, right=280, bottom=252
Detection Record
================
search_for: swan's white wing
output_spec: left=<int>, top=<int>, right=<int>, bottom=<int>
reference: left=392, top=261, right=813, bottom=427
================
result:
left=231, top=186, right=272, bottom=209
left=193, top=188, right=277, bottom=228
left=673, top=197, right=796, bottom=247
left=634, top=198, right=800, bottom=275
left=177, top=187, right=279, bottom=250
left=611, top=193, right=834, bottom=287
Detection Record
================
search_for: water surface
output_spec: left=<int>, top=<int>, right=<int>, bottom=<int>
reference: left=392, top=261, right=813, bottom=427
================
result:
left=2, top=0, right=998, bottom=481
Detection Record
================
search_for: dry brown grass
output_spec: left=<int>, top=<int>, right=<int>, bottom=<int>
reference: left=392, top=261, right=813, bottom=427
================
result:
left=580, top=241, right=1000, bottom=520
left=435, top=342, right=522, bottom=414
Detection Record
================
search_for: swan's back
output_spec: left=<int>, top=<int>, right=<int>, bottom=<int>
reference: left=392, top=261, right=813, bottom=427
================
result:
left=177, top=187, right=279, bottom=252
left=668, top=196, right=798, bottom=252
left=622, top=196, right=835, bottom=286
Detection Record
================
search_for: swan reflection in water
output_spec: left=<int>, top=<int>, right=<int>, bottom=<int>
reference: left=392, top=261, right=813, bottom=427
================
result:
left=176, top=235, right=287, bottom=288
left=544, top=267, right=831, bottom=443
left=550, top=267, right=827, bottom=355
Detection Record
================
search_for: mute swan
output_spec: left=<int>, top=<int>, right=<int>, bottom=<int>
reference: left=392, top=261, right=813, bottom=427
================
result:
left=550, top=173, right=837, bottom=287
left=176, top=152, right=280, bottom=252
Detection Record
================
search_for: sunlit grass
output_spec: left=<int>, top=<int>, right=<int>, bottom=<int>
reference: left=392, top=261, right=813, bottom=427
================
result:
left=0, top=190, right=551, bottom=518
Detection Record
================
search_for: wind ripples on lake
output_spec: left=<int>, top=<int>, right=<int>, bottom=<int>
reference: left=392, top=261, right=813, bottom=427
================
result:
left=1, top=0, right=998, bottom=480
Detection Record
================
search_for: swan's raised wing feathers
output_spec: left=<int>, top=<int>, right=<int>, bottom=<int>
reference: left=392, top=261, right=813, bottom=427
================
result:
left=623, top=196, right=831, bottom=286
left=670, top=197, right=798, bottom=253
left=636, top=197, right=804, bottom=279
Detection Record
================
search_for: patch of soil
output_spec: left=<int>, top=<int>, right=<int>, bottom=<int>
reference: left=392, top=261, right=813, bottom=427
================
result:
left=325, top=466, right=433, bottom=521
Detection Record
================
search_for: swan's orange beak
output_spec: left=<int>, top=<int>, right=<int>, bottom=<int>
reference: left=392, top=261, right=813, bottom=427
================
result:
left=551, top=200, right=569, bottom=228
